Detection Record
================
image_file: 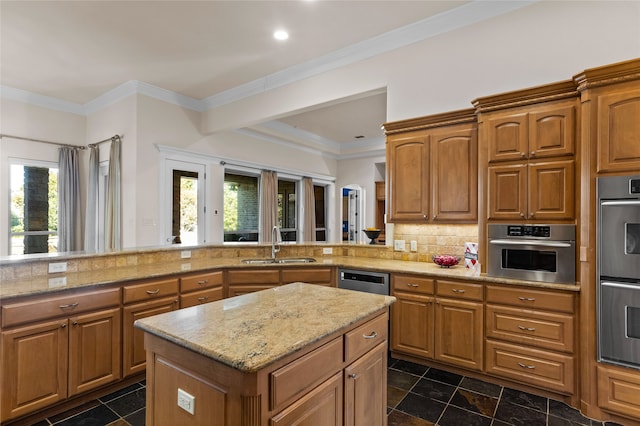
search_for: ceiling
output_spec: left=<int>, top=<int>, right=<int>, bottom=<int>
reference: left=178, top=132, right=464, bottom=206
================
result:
left=1, top=1, right=474, bottom=155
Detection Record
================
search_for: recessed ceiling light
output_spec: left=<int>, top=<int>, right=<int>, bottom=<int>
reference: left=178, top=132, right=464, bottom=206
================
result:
left=273, top=29, right=289, bottom=41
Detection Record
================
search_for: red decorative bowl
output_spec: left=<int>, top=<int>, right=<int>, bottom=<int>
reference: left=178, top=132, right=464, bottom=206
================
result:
left=432, top=254, right=460, bottom=268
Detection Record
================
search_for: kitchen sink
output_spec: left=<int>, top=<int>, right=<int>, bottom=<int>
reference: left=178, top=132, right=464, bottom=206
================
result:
left=241, top=257, right=316, bottom=264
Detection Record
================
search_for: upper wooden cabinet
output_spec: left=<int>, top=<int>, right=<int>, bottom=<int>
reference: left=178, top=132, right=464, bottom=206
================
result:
left=574, top=58, right=640, bottom=174
left=384, top=109, right=478, bottom=223
left=487, top=100, right=576, bottom=163
left=475, top=81, right=579, bottom=224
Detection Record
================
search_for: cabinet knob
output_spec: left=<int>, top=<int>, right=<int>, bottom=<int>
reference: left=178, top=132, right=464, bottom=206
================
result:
left=521, top=152, right=526, bottom=158
left=61, top=323, right=67, bottom=328
left=348, top=373, right=358, bottom=379
left=530, top=151, right=536, bottom=157
left=520, top=213, right=525, bottom=218
left=72, top=320, right=78, bottom=326
left=423, top=214, right=427, bottom=219
left=529, top=212, right=534, bottom=217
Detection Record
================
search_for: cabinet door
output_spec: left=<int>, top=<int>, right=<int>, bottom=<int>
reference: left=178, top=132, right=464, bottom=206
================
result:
left=430, top=125, right=478, bottom=222
left=68, top=307, right=121, bottom=396
left=528, top=102, right=575, bottom=159
left=387, top=132, right=430, bottom=221
left=528, top=160, right=575, bottom=221
left=435, top=298, right=483, bottom=371
left=391, top=292, right=434, bottom=359
left=123, top=297, right=178, bottom=377
left=488, top=164, right=527, bottom=220
left=344, top=343, right=387, bottom=426
left=270, top=371, right=343, bottom=426
left=487, top=112, right=528, bottom=163
left=1, top=319, right=68, bottom=422
left=597, top=87, right=640, bottom=172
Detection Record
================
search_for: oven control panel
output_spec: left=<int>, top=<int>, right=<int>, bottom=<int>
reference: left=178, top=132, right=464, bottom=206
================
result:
left=506, top=225, right=550, bottom=238
left=631, top=178, right=640, bottom=194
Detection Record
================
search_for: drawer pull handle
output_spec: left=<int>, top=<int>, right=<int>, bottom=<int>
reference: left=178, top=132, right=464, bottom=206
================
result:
left=518, top=362, right=536, bottom=369
left=197, top=297, right=209, bottom=302
left=363, top=331, right=378, bottom=339
left=518, top=325, right=536, bottom=331
left=407, top=283, right=419, bottom=287
left=451, top=289, right=465, bottom=293
left=197, top=280, right=209, bottom=285
left=518, top=297, right=536, bottom=302
left=59, top=303, right=79, bottom=310
left=146, top=289, right=161, bottom=295
left=348, top=373, right=358, bottom=379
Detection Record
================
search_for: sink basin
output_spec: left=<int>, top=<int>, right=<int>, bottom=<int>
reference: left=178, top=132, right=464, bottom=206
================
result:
left=241, top=257, right=316, bottom=264
left=275, top=257, right=316, bottom=264
left=241, top=258, right=277, bottom=264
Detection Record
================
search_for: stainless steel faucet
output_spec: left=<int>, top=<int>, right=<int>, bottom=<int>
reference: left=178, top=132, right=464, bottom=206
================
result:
left=271, top=225, right=281, bottom=260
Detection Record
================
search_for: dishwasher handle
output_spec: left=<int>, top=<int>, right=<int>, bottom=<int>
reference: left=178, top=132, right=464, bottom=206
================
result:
left=340, top=271, right=386, bottom=284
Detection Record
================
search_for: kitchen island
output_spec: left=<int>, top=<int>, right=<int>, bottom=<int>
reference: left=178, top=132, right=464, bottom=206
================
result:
left=135, top=282, right=395, bottom=426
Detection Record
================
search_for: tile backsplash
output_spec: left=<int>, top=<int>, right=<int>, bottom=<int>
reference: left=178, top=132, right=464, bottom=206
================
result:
left=391, top=224, right=479, bottom=262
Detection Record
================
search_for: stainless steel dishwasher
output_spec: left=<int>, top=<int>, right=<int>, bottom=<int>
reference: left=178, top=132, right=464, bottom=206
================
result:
left=338, top=269, right=390, bottom=295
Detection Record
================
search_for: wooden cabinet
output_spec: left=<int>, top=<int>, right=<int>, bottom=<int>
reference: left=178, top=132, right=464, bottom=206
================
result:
left=391, top=274, right=435, bottom=359
left=434, top=280, right=484, bottom=371
left=281, top=267, right=334, bottom=287
left=344, top=342, right=387, bottom=426
left=488, top=159, right=575, bottom=221
left=487, top=100, right=575, bottom=163
left=595, top=87, right=640, bottom=173
left=0, top=288, right=121, bottom=422
left=485, top=284, right=576, bottom=394
left=475, top=84, right=579, bottom=224
left=597, top=364, right=640, bottom=420
left=122, top=278, right=179, bottom=377
left=384, top=109, right=478, bottom=224
left=227, top=268, right=281, bottom=297
left=386, top=130, right=430, bottom=221
left=179, top=270, right=223, bottom=308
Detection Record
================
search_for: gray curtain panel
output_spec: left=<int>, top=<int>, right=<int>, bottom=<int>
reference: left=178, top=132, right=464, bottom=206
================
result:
left=303, top=177, right=316, bottom=242
left=260, top=170, right=278, bottom=243
left=106, top=137, right=122, bottom=251
left=84, top=145, right=99, bottom=252
left=58, top=147, right=82, bottom=252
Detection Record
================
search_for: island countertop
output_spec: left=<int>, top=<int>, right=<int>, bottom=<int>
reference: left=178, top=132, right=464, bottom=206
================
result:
left=134, top=282, right=396, bottom=373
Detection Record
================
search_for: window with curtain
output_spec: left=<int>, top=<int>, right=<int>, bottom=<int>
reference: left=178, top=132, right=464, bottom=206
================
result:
left=9, top=162, right=59, bottom=255
left=314, top=184, right=327, bottom=242
left=278, top=179, right=298, bottom=242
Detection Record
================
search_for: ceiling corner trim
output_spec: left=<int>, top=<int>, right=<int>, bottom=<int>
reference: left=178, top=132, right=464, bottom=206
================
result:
left=1, top=85, right=85, bottom=115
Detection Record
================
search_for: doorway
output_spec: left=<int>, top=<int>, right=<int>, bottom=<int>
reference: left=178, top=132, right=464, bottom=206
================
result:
left=163, top=159, right=205, bottom=245
left=341, top=185, right=364, bottom=244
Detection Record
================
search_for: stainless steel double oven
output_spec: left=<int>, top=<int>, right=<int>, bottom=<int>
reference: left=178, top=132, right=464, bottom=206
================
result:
left=598, top=174, right=640, bottom=369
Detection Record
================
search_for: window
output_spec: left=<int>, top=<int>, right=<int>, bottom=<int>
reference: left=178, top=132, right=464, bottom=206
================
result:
left=278, top=179, right=298, bottom=241
left=10, top=162, right=59, bottom=255
left=314, top=184, right=327, bottom=242
left=224, top=173, right=259, bottom=242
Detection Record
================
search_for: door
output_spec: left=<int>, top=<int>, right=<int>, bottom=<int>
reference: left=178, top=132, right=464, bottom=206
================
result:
left=599, top=281, right=640, bottom=369
left=435, top=298, right=483, bottom=371
left=344, top=343, right=386, bottom=426
left=163, top=159, right=206, bottom=245
left=391, top=293, right=435, bottom=359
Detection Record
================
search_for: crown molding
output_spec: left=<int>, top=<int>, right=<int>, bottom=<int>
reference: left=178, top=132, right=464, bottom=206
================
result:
left=1, top=85, right=86, bottom=115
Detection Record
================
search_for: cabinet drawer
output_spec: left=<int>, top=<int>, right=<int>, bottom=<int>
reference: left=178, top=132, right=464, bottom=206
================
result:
left=270, top=337, right=343, bottom=411
left=123, top=278, right=179, bottom=304
left=227, top=269, right=280, bottom=285
left=437, top=280, right=483, bottom=301
left=486, top=304, right=574, bottom=353
left=180, top=271, right=223, bottom=293
left=597, top=364, right=640, bottom=419
left=179, top=287, right=223, bottom=308
left=281, top=268, right=333, bottom=285
left=486, top=285, right=575, bottom=313
left=393, top=275, right=434, bottom=295
left=486, top=340, right=574, bottom=394
left=345, top=313, right=388, bottom=365
left=2, top=287, right=120, bottom=328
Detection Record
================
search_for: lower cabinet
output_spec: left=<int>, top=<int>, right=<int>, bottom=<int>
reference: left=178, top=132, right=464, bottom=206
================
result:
left=391, top=275, right=435, bottom=359
left=227, top=268, right=281, bottom=297
left=122, top=278, right=179, bottom=377
left=0, top=288, right=121, bottom=423
left=344, top=342, right=387, bottom=426
left=597, top=364, right=640, bottom=420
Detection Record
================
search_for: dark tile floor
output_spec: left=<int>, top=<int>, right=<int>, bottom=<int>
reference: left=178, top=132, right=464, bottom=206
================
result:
left=33, top=358, right=626, bottom=425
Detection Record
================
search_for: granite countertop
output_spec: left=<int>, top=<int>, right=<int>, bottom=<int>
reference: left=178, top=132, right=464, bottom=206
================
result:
left=0, top=255, right=579, bottom=300
left=134, top=282, right=396, bottom=372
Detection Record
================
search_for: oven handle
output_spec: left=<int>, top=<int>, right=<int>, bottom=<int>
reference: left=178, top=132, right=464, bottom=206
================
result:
left=601, top=281, right=640, bottom=290
left=489, top=239, right=572, bottom=248
left=601, top=200, right=640, bottom=207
